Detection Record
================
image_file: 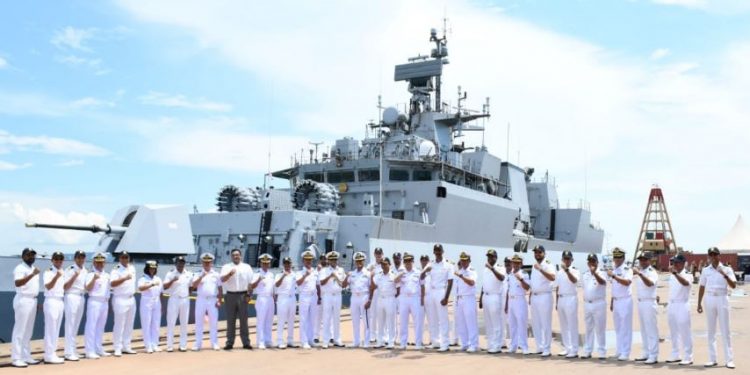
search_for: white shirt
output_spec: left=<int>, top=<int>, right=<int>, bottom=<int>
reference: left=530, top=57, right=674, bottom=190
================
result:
left=43, top=266, right=65, bottom=298
left=14, top=263, right=40, bottom=296
left=556, top=267, right=580, bottom=296
left=454, top=267, right=477, bottom=296
left=508, top=270, right=529, bottom=297
left=635, top=266, right=658, bottom=300
left=253, top=269, right=275, bottom=296
left=221, top=262, right=254, bottom=293
left=86, top=269, right=110, bottom=299
left=194, top=269, right=221, bottom=298
left=482, top=263, right=506, bottom=294
left=320, top=266, right=345, bottom=294
left=274, top=271, right=298, bottom=296
left=397, top=268, right=422, bottom=297
left=582, top=268, right=607, bottom=301
left=164, top=268, right=193, bottom=298
left=297, top=267, right=319, bottom=295
left=138, top=275, right=163, bottom=302
left=110, top=263, right=136, bottom=297
left=610, top=263, right=633, bottom=298
left=429, top=260, right=455, bottom=289
left=530, top=258, right=555, bottom=293
left=700, top=263, right=736, bottom=295
left=348, top=268, right=371, bottom=295
left=669, top=269, right=692, bottom=302
left=374, top=271, right=397, bottom=297
left=64, top=263, right=88, bottom=295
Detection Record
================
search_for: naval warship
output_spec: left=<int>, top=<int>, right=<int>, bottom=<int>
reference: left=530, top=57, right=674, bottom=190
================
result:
left=2, top=28, right=604, bottom=342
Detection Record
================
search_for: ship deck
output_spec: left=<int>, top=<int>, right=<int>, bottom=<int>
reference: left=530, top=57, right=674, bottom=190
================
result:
left=1, top=273, right=746, bottom=374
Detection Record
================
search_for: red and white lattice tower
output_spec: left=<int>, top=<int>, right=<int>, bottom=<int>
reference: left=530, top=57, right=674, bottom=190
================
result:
left=633, top=185, right=678, bottom=262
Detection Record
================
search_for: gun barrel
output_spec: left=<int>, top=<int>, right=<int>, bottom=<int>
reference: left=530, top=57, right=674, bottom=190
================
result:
left=25, top=223, right=126, bottom=234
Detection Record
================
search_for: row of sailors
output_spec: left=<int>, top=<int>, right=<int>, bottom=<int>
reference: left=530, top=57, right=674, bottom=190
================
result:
left=10, top=244, right=737, bottom=370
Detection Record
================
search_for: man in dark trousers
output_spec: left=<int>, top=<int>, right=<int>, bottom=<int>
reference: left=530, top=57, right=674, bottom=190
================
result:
left=220, top=249, right=254, bottom=350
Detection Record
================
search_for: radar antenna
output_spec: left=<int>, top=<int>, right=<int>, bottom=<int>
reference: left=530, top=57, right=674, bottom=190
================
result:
left=309, top=141, right=323, bottom=164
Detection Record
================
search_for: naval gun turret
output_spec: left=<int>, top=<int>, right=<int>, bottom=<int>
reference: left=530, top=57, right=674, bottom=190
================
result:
left=25, top=204, right=195, bottom=262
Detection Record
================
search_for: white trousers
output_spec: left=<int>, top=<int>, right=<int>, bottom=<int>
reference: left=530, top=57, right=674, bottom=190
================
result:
left=84, top=297, right=108, bottom=355
left=314, top=301, right=323, bottom=340
left=194, top=296, right=218, bottom=349
left=399, top=295, right=423, bottom=346
left=667, top=301, right=692, bottom=361
left=64, top=294, right=86, bottom=357
left=43, top=297, right=65, bottom=360
left=557, top=295, right=579, bottom=354
left=508, top=295, right=528, bottom=352
left=455, top=295, right=478, bottom=349
left=321, top=293, right=342, bottom=344
left=166, top=296, right=190, bottom=350
left=368, top=289, right=380, bottom=342
left=139, top=297, right=161, bottom=350
left=111, top=295, right=136, bottom=351
left=298, top=294, right=318, bottom=346
left=376, top=295, right=396, bottom=346
left=612, top=297, right=633, bottom=357
left=255, top=295, right=274, bottom=345
left=530, top=293, right=553, bottom=353
left=275, top=295, right=296, bottom=346
left=583, top=299, right=607, bottom=356
left=350, top=294, right=370, bottom=346
left=638, top=299, right=659, bottom=360
left=705, top=295, right=733, bottom=363
left=483, top=293, right=505, bottom=351
left=11, top=295, right=37, bottom=362
left=426, top=289, right=450, bottom=349
left=422, top=293, right=434, bottom=345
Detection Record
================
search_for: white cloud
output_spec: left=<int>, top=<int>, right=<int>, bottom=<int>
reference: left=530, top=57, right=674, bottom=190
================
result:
left=0, top=90, right=116, bottom=116
left=651, top=0, right=750, bottom=13
left=0, top=129, right=109, bottom=156
left=0, top=160, right=32, bottom=171
left=115, top=0, right=750, bottom=251
left=55, top=55, right=110, bottom=75
left=652, top=0, right=707, bottom=8
left=139, top=91, right=232, bottom=112
left=0, top=56, right=7, bottom=69
left=650, top=48, right=670, bottom=60
left=70, top=97, right=115, bottom=110
left=58, top=159, right=85, bottom=167
left=51, top=26, right=97, bottom=52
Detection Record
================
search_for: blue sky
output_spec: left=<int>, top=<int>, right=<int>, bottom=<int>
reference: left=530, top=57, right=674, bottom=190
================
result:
left=1, top=0, right=749, bottom=255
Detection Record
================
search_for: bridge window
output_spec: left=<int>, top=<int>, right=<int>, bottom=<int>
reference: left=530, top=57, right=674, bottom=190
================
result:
left=389, top=169, right=410, bottom=181
left=392, top=210, right=405, bottom=220
left=413, top=170, right=432, bottom=181
left=327, top=170, right=354, bottom=183
left=358, top=169, right=380, bottom=182
left=305, top=172, right=323, bottom=182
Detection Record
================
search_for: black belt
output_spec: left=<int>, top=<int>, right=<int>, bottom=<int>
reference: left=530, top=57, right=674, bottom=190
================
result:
left=226, top=291, right=247, bottom=295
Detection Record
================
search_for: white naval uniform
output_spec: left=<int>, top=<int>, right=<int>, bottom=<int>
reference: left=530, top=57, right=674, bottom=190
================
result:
left=700, top=263, right=736, bottom=364
left=454, top=267, right=478, bottom=350
left=315, top=264, right=325, bottom=342
left=253, top=269, right=275, bottom=346
left=297, top=267, right=319, bottom=346
left=530, top=259, right=555, bottom=354
left=274, top=271, right=298, bottom=347
left=63, top=264, right=87, bottom=359
left=556, top=266, right=580, bottom=356
left=482, top=263, right=506, bottom=352
left=367, top=262, right=384, bottom=342
left=84, top=270, right=110, bottom=356
left=374, top=270, right=397, bottom=347
left=425, top=259, right=454, bottom=349
left=421, top=272, right=432, bottom=345
left=320, top=265, right=345, bottom=345
left=43, top=266, right=65, bottom=362
left=164, top=268, right=192, bottom=351
left=393, top=264, right=405, bottom=343
left=610, top=263, right=633, bottom=359
left=110, top=263, right=137, bottom=353
left=507, top=269, right=529, bottom=353
left=397, top=268, right=423, bottom=347
left=635, top=265, right=659, bottom=361
left=347, top=268, right=371, bottom=347
left=667, top=269, right=693, bottom=362
left=12, top=263, right=39, bottom=364
left=193, top=269, right=221, bottom=350
left=581, top=267, right=607, bottom=357
left=138, top=275, right=163, bottom=351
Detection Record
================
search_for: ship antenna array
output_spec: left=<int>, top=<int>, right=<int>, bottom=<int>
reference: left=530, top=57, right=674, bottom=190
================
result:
left=309, top=141, right=323, bottom=164
left=430, top=19, right=449, bottom=112
left=482, top=97, right=490, bottom=148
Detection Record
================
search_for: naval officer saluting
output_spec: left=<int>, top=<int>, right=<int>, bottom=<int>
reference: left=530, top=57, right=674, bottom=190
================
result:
left=607, top=247, right=633, bottom=361
left=479, top=249, right=506, bottom=354
left=192, top=253, right=222, bottom=351
left=344, top=251, right=371, bottom=348
left=109, top=251, right=137, bottom=357
left=250, top=253, right=275, bottom=349
left=529, top=245, right=555, bottom=357
left=581, top=253, right=607, bottom=360
left=42, top=251, right=66, bottom=364
left=319, top=251, right=345, bottom=348
left=274, top=256, right=298, bottom=349
left=633, top=252, right=659, bottom=364
left=698, top=247, right=736, bottom=369
left=163, top=256, right=192, bottom=352
left=84, top=253, right=110, bottom=359
left=63, top=250, right=87, bottom=362
left=666, top=254, right=693, bottom=366
left=556, top=250, right=580, bottom=358
left=11, top=248, right=41, bottom=368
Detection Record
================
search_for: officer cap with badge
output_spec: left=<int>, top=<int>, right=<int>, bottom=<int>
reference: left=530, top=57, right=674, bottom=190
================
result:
left=326, top=251, right=339, bottom=261
left=200, top=253, right=215, bottom=263
left=353, top=252, right=366, bottom=262
left=258, top=253, right=273, bottom=264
